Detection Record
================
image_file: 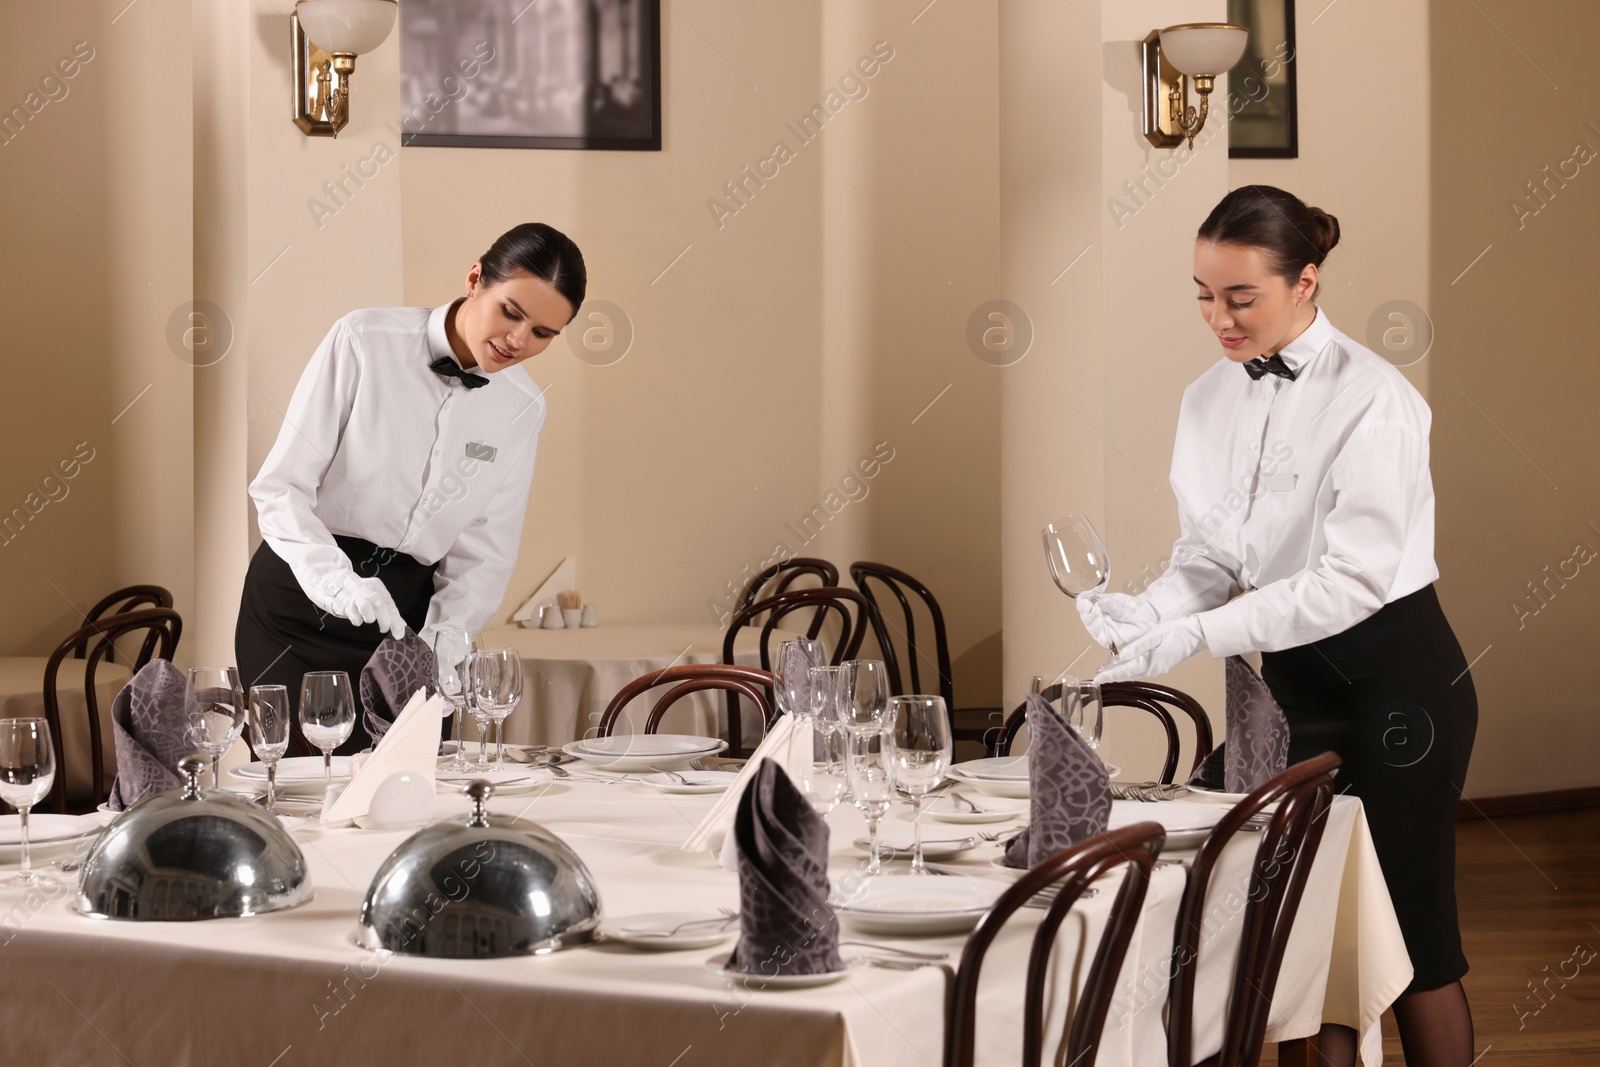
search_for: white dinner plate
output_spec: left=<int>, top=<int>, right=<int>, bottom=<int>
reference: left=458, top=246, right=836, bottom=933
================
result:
left=0, top=815, right=103, bottom=865
left=833, top=875, right=1004, bottom=935
left=948, top=760, right=1122, bottom=799
left=952, top=756, right=1031, bottom=781
left=923, top=795, right=1030, bottom=824
left=706, top=952, right=868, bottom=988
left=436, top=767, right=553, bottom=796
left=231, top=757, right=352, bottom=797
left=562, top=736, right=728, bottom=772
left=1107, top=799, right=1223, bottom=850
left=854, top=831, right=982, bottom=860
left=602, top=911, right=740, bottom=950
left=640, top=770, right=740, bottom=795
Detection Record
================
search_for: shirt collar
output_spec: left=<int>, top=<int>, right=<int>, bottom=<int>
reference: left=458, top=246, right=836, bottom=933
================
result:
left=426, top=299, right=489, bottom=381
left=1271, top=305, right=1335, bottom=375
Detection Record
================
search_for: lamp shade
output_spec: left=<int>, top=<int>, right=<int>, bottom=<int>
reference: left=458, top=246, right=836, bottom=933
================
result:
left=296, top=0, right=398, bottom=55
left=1158, top=23, right=1249, bottom=77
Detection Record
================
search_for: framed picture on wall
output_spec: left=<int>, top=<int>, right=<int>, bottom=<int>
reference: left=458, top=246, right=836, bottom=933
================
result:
left=1227, top=0, right=1298, bottom=158
left=399, top=0, right=661, bottom=151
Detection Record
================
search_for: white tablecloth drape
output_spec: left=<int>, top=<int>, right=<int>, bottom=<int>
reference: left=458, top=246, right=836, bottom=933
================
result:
left=0, top=656, right=130, bottom=803
left=0, top=776, right=1407, bottom=1066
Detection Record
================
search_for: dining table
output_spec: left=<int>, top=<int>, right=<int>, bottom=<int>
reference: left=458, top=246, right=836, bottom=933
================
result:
left=1, top=764, right=1409, bottom=1066
left=0, top=655, right=129, bottom=804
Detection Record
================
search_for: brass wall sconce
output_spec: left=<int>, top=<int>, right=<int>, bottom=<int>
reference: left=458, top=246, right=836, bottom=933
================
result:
left=1142, top=23, right=1249, bottom=149
left=292, top=0, right=399, bottom=137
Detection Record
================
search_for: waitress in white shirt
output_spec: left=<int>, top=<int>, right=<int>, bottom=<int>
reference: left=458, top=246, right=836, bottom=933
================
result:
left=237, top=222, right=585, bottom=754
left=1089, top=186, right=1476, bottom=1064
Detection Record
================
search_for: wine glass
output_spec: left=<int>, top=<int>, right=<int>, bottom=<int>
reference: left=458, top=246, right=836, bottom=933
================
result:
left=846, top=727, right=894, bottom=876
left=1043, top=514, right=1116, bottom=653
left=469, top=649, right=523, bottom=770
left=298, top=671, right=355, bottom=801
left=775, top=637, right=824, bottom=717
left=887, top=695, right=953, bottom=876
left=1061, top=676, right=1105, bottom=751
left=247, top=685, right=292, bottom=812
left=839, top=659, right=890, bottom=733
left=434, top=629, right=483, bottom=772
left=790, top=666, right=846, bottom=814
left=0, top=718, right=56, bottom=887
left=186, top=667, right=246, bottom=790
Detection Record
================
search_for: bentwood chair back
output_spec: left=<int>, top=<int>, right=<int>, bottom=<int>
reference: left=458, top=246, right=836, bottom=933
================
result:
left=720, top=587, right=872, bottom=756
left=945, top=822, right=1167, bottom=1067
left=996, top=681, right=1214, bottom=782
left=40, top=607, right=183, bottom=814
left=70, top=585, right=175, bottom=664
left=1166, top=752, right=1341, bottom=1067
left=849, top=561, right=1005, bottom=755
left=734, top=558, right=839, bottom=634
left=595, top=664, right=777, bottom=743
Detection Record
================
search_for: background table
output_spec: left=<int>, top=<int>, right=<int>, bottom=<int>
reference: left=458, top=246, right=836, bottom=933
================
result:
left=1, top=778, right=1408, bottom=1066
left=0, top=656, right=129, bottom=803
left=499, top=623, right=782, bottom=748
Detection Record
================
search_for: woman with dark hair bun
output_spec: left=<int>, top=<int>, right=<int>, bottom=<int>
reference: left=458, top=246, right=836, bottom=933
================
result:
left=1088, top=185, right=1477, bottom=1064
left=237, top=223, right=586, bottom=753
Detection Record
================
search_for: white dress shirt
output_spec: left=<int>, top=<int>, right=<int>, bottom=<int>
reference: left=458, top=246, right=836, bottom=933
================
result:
left=1139, top=307, right=1438, bottom=658
left=250, top=300, right=546, bottom=641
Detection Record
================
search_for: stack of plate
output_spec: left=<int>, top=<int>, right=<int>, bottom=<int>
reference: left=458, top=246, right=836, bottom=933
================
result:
left=229, top=756, right=352, bottom=798
left=833, top=875, right=1005, bottom=935
left=0, top=814, right=105, bottom=866
left=947, top=756, right=1122, bottom=798
left=560, top=734, right=727, bottom=772
left=1107, top=799, right=1224, bottom=850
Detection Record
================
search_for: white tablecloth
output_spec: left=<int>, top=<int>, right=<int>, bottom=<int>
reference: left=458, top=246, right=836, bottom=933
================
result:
left=0, top=779, right=1407, bottom=1066
left=0, top=656, right=131, bottom=803
left=497, top=624, right=780, bottom=748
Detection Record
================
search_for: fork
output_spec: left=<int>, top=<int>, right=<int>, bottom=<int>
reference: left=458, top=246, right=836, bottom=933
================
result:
left=839, top=941, right=949, bottom=961
left=621, top=907, right=739, bottom=937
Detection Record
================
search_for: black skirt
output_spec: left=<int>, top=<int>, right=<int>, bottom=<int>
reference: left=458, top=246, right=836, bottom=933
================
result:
left=235, top=536, right=438, bottom=755
left=1260, top=582, right=1477, bottom=993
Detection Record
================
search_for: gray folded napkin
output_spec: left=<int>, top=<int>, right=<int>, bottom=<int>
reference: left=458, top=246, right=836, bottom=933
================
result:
left=1186, top=656, right=1289, bottom=793
left=726, top=760, right=843, bottom=977
left=359, top=633, right=437, bottom=746
left=108, top=659, right=199, bottom=811
left=1003, top=692, right=1111, bottom=869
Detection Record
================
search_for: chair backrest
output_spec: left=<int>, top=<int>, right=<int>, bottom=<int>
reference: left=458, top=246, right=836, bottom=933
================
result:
left=721, top=587, right=872, bottom=755
left=996, top=681, right=1214, bottom=782
left=945, top=822, right=1167, bottom=1067
left=41, top=607, right=183, bottom=813
left=595, top=663, right=777, bottom=741
left=1166, top=751, right=1341, bottom=1067
left=734, top=558, right=839, bottom=634
left=849, top=561, right=953, bottom=704
left=72, top=585, right=175, bottom=661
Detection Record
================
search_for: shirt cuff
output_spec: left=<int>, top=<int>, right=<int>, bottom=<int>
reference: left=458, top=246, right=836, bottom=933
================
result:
left=1196, top=600, right=1252, bottom=659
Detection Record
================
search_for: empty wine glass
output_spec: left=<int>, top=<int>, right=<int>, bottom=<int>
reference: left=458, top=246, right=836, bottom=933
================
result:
left=791, top=667, right=846, bottom=814
left=1043, top=514, right=1116, bottom=653
left=247, top=685, right=292, bottom=812
left=298, top=671, right=355, bottom=801
left=846, top=727, right=894, bottom=876
left=775, top=637, right=825, bottom=717
left=186, top=667, right=246, bottom=790
left=434, top=629, right=483, bottom=772
left=0, top=718, right=56, bottom=887
left=839, top=659, right=890, bottom=733
left=469, top=649, right=523, bottom=770
left=1061, top=676, right=1105, bottom=751
left=887, top=695, right=953, bottom=876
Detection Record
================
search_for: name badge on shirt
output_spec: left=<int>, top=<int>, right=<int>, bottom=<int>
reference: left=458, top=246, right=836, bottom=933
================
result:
left=465, top=442, right=497, bottom=462
left=1262, top=472, right=1297, bottom=492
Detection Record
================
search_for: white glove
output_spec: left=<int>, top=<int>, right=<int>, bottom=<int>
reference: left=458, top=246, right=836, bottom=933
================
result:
left=308, top=571, right=407, bottom=641
left=1093, top=616, right=1207, bottom=685
left=1076, top=592, right=1160, bottom=651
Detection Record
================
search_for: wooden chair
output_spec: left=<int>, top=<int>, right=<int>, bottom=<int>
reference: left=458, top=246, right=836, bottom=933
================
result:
left=594, top=664, right=777, bottom=742
left=849, top=561, right=1005, bottom=755
left=40, top=607, right=183, bottom=814
left=995, top=681, right=1214, bottom=782
left=945, top=822, right=1167, bottom=1067
left=720, top=587, right=872, bottom=756
left=734, top=558, right=839, bottom=635
left=1166, top=752, right=1342, bottom=1067
left=68, top=585, right=174, bottom=664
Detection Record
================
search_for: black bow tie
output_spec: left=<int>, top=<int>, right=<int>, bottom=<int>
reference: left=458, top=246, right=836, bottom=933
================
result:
left=430, top=356, right=489, bottom=389
left=1242, top=353, right=1297, bottom=382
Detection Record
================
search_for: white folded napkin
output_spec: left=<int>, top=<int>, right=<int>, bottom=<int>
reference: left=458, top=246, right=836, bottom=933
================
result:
left=682, top=713, right=812, bottom=863
left=324, top=689, right=447, bottom=824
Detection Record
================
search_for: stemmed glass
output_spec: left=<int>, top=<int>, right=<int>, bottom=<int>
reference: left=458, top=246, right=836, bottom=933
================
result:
left=434, top=629, right=483, bottom=772
left=790, top=666, right=846, bottom=814
left=846, top=727, right=894, bottom=876
left=186, top=667, right=246, bottom=790
left=1043, top=514, right=1117, bottom=654
left=1061, top=676, right=1105, bottom=751
left=298, top=671, right=355, bottom=802
left=774, top=637, right=825, bottom=717
left=839, top=659, right=890, bottom=733
left=247, top=685, right=292, bottom=812
left=468, top=649, right=523, bottom=770
left=887, top=695, right=953, bottom=876
left=0, top=718, right=56, bottom=887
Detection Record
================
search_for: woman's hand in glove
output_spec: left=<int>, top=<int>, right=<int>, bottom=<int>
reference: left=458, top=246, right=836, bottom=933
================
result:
left=1093, top=616, right=1206, bottom=684
left=1076, top=592, right=1160, bottom=651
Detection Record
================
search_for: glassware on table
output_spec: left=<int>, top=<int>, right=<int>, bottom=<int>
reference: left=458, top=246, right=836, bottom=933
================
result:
left=1061, top=675, right=1104, bottom=751
left=434, top=629, right=484, bottom=772
left=185, top=667, right=246, bottom=790
left=1043, top=514, right=1118, bottom=655
left=839, top=659, right=890, bottom=733
left=0, top=718, right=56, bottom=887
left=246, top=685, right=292, bottom=812
left=791, top=666, right=846, bottom=814
left=298, top=671, right=355, bottom=802
left=469, top=649, right=523, bottom=770
left=846, top=727, right=894, bottom=876
left=774, top=637, right=825, bottom=717
left=886, top=695, right=953, bottom=876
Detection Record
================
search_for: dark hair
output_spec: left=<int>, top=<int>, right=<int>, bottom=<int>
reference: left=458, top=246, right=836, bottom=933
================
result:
left=1197, top=185, right=1339, bottom=297
left=479, top=222, right=587, bottom=317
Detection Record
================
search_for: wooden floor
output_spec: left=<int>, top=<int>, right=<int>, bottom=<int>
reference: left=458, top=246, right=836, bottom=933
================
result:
left=1263, top=807, right=1600, bottom=1064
